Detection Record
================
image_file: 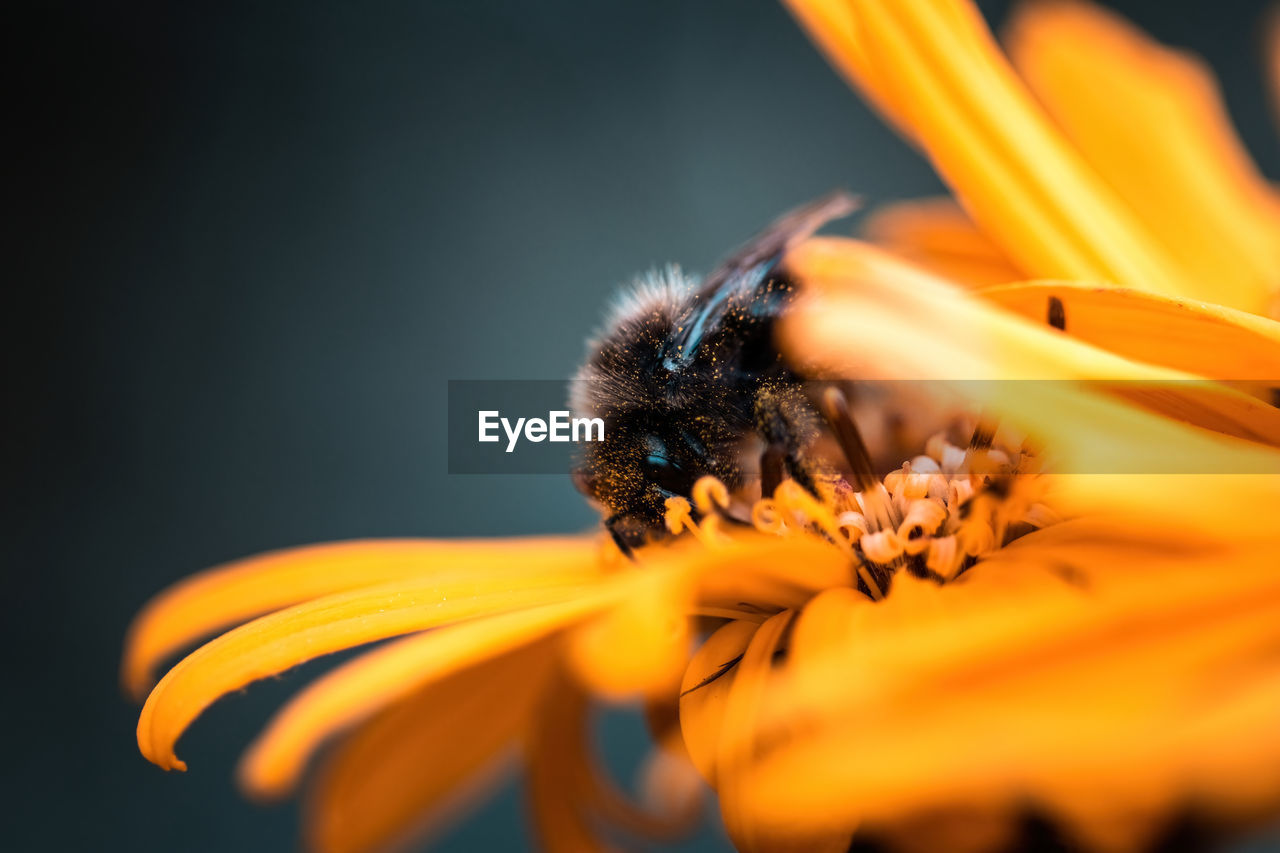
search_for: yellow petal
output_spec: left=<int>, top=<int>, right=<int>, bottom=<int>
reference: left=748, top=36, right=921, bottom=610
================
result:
left=985, top=384, right=1280, bottom=544
left=845, top=0, right=1196, bottom=298
left=794, top=304, right=1280, bottom=540
left=712, top=612, right=788, bottom=850
left=738, top=545, right=1280, bottom=844
left=786, top=238, right=1170, bottom=383
left=303, top=641, right=554, bottom=853
left=679, top=619, right=758, bottom=786
left=122, top=535, right=596, bottom=699
left=525, top=672, right=616, bottom=853
left=785, top=238, right=1280, bottom=451
left=1007, top=0, right=1280, bottom=314
left=786, top=238, right=1280, bottom=548
left=566, top=568, right=693, bottom=701
left=978, top=281, right=1280, bottom=381
left=526, top=667, right=690, bottom=852
left=709, top=612, right=851, bottom=853
left=862, top=197, right=1023, bottom=288
left=136, top=561, right=603, bottom=771
left=240, top=592, right=627, bottom=798
left=780, top=0, right=913, bottom=139
left=691, top=534, right=856, bottom=616
left=787, top=586, right=872, bottom=673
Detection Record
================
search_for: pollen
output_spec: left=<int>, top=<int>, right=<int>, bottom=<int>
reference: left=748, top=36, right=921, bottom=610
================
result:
left=663, top=394, right=1058, bottom=601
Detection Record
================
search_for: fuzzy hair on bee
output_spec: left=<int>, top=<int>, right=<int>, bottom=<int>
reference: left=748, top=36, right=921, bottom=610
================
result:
left=569, top=192, right=858, bottom=555
left=569, top=266, right=693, bottom=416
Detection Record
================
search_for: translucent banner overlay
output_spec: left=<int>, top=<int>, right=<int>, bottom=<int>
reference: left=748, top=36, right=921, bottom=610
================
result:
left=447, top=379, right=1280, bottom=475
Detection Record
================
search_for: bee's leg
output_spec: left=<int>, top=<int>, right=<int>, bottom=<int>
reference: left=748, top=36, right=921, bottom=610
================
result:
left=603, top=513, right=637, bottom=562
left=761, top=443, right=787, bottom=498
left=783, top=456, right=820, bottom=496
left=817, top=386, right=878, bottom=491
left=755, top=390, right=821, bottom=498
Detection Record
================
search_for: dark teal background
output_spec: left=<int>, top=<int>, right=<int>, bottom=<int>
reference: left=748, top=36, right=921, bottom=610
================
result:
left=8, top=1, right=1279, bottom=850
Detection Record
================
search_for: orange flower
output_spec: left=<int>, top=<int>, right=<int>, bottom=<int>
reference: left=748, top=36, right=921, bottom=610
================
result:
left=126, top=1, right=1280, bottom=851
left=792, top=0, right=1280, bottom=312
left=751, top=240, right=1280, bottom=851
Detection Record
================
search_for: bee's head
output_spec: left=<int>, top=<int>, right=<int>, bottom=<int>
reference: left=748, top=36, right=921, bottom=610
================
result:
left=569, top=266, right=758, bottom=549
left=568, top=269, right=737, bottom=546
left=571, top=413, right=727, bottom=548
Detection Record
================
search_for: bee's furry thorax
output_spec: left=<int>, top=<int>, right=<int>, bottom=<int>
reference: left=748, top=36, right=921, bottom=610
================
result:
left=570, top=266, right=695, bottom=418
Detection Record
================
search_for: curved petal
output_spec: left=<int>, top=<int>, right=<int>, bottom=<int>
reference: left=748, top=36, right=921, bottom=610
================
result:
left=679, top=619, right=759, bottom=786
left=566, top=568, right=693, bottom=701
left=136, top=559, right=604, bottom=771
left=526, top=667, right=694, bottom=853
left=710, top=612, right=852, bottom=853
left=785, top=238, right=1280, bottom=550
left=844, top=0, right=1195, bottom=298
left=785, top=239, right=1184, bottom=382
left=715, top=612, right=786, bottom=851
left=1006, top=0, right=1280, bottom=314
left=240, top=592, right=627, bottom=798
left=787, top=586, right=874, bottom=669
left=785, top=238, right=1280, bottom=451
left=978, top=384, right=1280, bottom=543
left=977, top=281, right=1280, bottom=381
left=692, top=535, right=856, bottom=616
left=122, top=535, right=597, bottom=699
left=302, top=641, right=555, bottom=853
left=862, top=197, right=1023, bottom=288
left=526, top=672, right=616, bottom=853
left=738, top=544, right=1280, bottom=849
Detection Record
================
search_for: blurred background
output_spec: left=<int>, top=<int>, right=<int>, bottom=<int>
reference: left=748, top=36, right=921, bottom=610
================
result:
left=7, top=0, right=1278, bottom=850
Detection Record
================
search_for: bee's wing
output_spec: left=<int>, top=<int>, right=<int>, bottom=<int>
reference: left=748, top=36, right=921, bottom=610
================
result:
left=695, top=190, right=859, bottom=300
left=663, top=191, right=858, bottom=370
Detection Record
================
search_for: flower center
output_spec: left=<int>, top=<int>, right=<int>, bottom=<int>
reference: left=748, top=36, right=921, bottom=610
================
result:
left=663, top=388, right=1058, bottom=600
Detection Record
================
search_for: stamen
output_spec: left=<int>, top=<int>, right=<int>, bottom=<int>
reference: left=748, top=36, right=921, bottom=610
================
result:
left=925, top=535, right=962, bottom=580
left=836, top=511, right=870, bottom=539
left=968, top=418, right=997, bottom=451
left=1047, top=295, right=1066, bottom=331
left=819, top=387, right=878, bottom=490
left=661, top=417, right=1050, bottom=602
left=773, top=481, right=846, bottom=546
left=855, top=485, right=900, bottom=531
left=691, top=477, right=729, bottom=515
left=750, top=499, right=786, bottom=535
left=860, top=530, right=904, bottom=564
left=897, top=499, right=947, bottom=541
left=850, top=548, right=887, bottom=601
left=664, top=497, right=695, bottom=536
left=663, top=497, right=716, bottom=547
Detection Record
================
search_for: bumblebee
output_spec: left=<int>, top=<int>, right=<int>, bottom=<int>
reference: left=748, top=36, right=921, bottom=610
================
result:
left=570, top=192, right=858, bottom=554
